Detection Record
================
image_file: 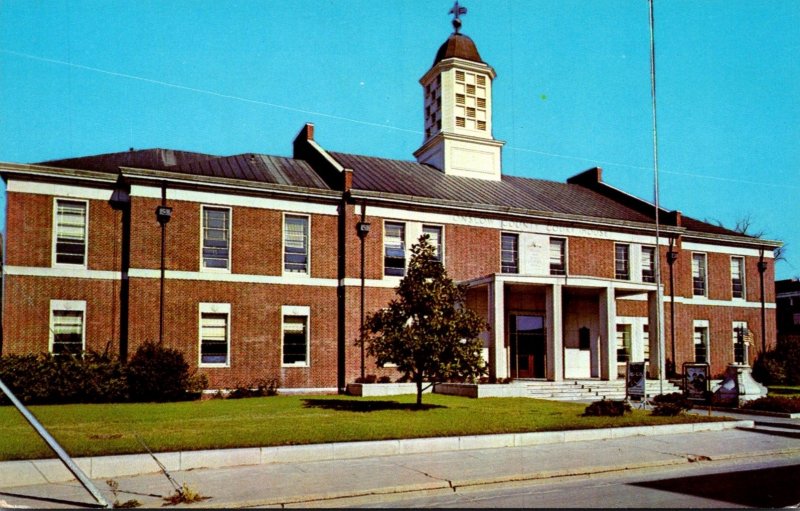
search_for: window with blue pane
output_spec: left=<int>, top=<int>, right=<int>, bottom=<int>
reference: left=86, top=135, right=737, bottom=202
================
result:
left=202, top=207, right=230, bottom=270
left=384, top=222, right=406, bottom=276
left=284, top=215, right=309, bottom=274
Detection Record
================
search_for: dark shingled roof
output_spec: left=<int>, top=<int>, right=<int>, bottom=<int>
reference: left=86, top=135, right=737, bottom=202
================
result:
left=331, top=152, right=653, bottom=224
left=40, top=149, right=218, bottom=174
left=434, top=33, right=484, bottom=65
left=39, top=149, right=331, bottom=190
left=35, top=147, right=752, bottom=239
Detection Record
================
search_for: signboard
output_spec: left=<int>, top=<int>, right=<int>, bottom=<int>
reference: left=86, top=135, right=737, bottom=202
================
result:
left=683, top=363, right=710, bottom=402
left=626, top=362, right=647, bottom=400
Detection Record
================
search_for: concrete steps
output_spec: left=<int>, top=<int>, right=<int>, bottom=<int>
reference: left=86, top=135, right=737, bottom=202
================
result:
left=515, top=379, right=681, bottom=402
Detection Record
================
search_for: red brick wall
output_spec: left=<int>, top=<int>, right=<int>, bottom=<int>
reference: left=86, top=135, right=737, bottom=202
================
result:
left=568, top=237, right=615, bottom=278
left=5, top=191, right=122, bottom=271
left=2, top=275, right=121, bottom=355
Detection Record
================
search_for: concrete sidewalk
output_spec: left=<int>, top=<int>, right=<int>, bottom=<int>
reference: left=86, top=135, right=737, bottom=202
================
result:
left=1, top=421, right=800, bottom=508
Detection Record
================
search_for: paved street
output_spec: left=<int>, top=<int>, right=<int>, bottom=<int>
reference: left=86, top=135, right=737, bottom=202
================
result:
left=1, top=424, right=798, bottom=509
left=343, top=455, right=800, bottom=508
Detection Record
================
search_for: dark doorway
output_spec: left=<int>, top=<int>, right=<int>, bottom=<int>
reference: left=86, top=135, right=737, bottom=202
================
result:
left=509, top=314, right=545, bottom=378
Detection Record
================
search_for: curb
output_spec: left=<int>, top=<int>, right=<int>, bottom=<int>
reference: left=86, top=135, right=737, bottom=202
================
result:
left=0, top=420, right=753, bottom=489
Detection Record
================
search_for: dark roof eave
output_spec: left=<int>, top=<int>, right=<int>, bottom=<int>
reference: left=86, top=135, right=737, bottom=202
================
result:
left=119, top=166, right=340, bottom=202
left=0, top=162, right=119, bottom=184
left=681, top=231, right=782, bottom=250
left=349, top=188, right=685, bottom=236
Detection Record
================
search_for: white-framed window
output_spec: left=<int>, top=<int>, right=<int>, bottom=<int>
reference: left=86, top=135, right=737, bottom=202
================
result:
left=641, top=246, right=656, bottom=283
left=616, top=324, right=632, bottom=364
left=199, top=303, right=230, bottom=367
left=53, top=198, right=88, bottom=267
left=642, top=324, right=650, bottom=362
left=282, top=305, right=310, bottom=367
left=732, top=321, right=749, bottom=364
left=693, top=320, right=709, bottom=363
left=549, top=237, right=566, bottom=276
left=384, top=221, right=406, bottom=277
left=501, top=232, right=519, bottom=274
left=692, top=253, right=707, bottom=296
left=201, top=206, right=231, bottom=271
left=50, top=300, right=86, bottom=356
left=422, top=224, right=444, bottom=263
left=615, top=244, right=630, bottom=280
left=730, top=256, right=745, bottom=299
left=284, top=214, right=310, bottom=275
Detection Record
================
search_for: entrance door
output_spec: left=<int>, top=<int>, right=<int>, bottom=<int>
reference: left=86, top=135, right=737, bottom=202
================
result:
left=510, top=314, right=546, bottom=378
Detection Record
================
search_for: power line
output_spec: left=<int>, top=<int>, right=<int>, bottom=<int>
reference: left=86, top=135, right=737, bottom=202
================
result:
left=2, top=48, right=797, bottom=191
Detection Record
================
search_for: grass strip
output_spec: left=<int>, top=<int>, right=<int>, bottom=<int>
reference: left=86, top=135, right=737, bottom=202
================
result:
left=0, top=394, right=727, bottom=461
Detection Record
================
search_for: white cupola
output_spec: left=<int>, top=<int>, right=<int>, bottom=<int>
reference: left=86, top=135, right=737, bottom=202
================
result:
left=414, top=2, right=504, bottom=180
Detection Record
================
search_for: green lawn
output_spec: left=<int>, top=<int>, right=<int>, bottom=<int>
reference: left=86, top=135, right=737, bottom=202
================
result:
left=768, top=386, right=800, bottom=397
left=0, top=394, right=725, bottom=461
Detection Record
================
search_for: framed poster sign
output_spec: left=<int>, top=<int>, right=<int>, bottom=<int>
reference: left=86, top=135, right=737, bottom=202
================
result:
left=626, top=361, right=647, bottom=400
left=683, top=363, right=710, bottom=402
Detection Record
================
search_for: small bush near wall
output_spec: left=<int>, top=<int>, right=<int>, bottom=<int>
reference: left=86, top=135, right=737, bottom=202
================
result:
left=226, top=378, right=279, bottom=399
left=126, top=342, right=206, bottom=402
left=741, top=396, right=800, bottom=414
left=583, top=399, right=631, bottom=417
left=651, top=392, right=693, bottom=416
left=0, top=343, right=206, bottom=405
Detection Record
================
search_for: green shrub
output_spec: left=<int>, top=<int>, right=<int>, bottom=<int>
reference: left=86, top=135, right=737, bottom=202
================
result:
left=227, top=378, right=278, bottom=399
left=583, top=399, right=631, bottom=417
left=650, top=393, right=693, bottom=416
left=126, top=342, right=206, bottom=402
left=752, top=351, right=786, bottom=386
left=0, top=352, right=127, bottom=405
left=778, top=336, right=800, bottom=385
left=741, top=395, right=800, bottom=414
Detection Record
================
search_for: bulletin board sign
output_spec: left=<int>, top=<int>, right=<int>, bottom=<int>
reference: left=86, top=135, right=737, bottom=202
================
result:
left=626, top=362, right=647, bottom=400
left=683, top=363, right=710, bottom=402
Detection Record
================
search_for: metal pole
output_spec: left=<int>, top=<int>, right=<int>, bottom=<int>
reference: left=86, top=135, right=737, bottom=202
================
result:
left=159, top=186, right=167, bottom=345
left=0, top=378, right=110, bottom=508
left=759, top=248, right=767, bottom=354
left=359, top=203, right=367, bottom=380
left=648, top=0, right=665, bottom=395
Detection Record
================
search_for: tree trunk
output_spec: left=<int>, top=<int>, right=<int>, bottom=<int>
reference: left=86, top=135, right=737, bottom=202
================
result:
left=415, top=373, right=423, bottom=407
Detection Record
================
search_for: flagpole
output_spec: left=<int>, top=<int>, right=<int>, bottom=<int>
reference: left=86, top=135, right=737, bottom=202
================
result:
left=648, top=0, right=665, bottom=396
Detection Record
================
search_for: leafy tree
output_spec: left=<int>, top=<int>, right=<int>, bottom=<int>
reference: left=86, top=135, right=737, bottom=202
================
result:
left=362, top=234, right=487, bottom=406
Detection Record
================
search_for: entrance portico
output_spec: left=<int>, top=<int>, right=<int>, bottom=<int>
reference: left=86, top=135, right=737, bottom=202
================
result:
left=465, top=274, right=664, bottom=382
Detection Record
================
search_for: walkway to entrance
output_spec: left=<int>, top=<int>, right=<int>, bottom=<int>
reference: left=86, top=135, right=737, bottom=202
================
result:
left=434, top=379, right=681, bottom=401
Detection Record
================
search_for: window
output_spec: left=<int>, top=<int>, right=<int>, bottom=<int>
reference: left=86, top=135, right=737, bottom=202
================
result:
left=549, top=238, right=566, bottom=276
left=642, top=324, right=650, bottom=362
left=422, top=225, right=443, bottom=263
left=615, top=244, right=630, bottom=280
left=501, top=233, right=519, bottom=273
left=284, top=215, right=309, bottom=274
left=616, top=324, right=631, bottom=363
left=692, top=253, right=707, bottom=296
left=731, top=256, right=745, bottom=299
left=694, top=323, right=709, bottom=363
left=282, top=306, right=310, bottom=366
left=202, top=207, right=230, bottom=270
left=641, top=246, right=656, bottom=283
left=732, top=321, right=748, bottom=364
left=199, top=303, right=230, bottom=366
left=50, top=301, right=86, bottom=356
left=54, top=199, right=87, bottom=266
left=384, top=222, right=406, bottom=276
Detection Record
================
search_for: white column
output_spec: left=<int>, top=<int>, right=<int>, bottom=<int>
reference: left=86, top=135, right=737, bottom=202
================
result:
left=647, top=290, right=665, bottom=380
left=490, top=279, right=507, bottom=380
left=599, top=285, right=617, bottom=381
left=546, top=284, right=563, bottom=381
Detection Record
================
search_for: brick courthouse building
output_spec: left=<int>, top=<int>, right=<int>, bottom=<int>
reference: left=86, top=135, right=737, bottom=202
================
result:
left=0, top=18, right=780, bottom=391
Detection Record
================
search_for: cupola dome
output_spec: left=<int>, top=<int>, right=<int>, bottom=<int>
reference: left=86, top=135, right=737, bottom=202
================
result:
left=433, top=33, right=484, bottom=65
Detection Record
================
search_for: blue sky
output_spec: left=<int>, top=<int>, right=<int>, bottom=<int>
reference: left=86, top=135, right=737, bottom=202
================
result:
left=1, top=0, right=798, bottom=279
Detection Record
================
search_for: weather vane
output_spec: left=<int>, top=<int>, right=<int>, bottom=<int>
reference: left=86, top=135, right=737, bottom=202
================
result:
left=449, top=1, right=467, bottom=34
